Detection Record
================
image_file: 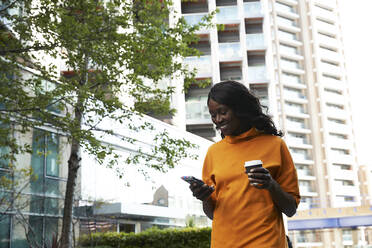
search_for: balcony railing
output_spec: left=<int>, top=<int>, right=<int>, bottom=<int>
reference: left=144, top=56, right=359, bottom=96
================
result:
left=247, top=65, right=267, bottom=82
left=275, top=3, right=295, bottom=14
left=323, top=92, right=344, bottom=103
left=321, top=63, right=341, bottom=75
left=246, top=33, right=265, bottom=50
left=219, top=42, right=241, bottom=60
left=277, top=17, right=298, bottom=29
left=287, top=137, right=308, bottom=146
left=283, top=90, right=306, bottom=100
left=244, top=2, right=263, bottom=18
left=286, top=121, right=306, bottom=130
left=216, top=6, right=239, bottom=23
left=318, top=35, right=339, bottom=48
left=285, top=105, right=306, bottom=115
left=297, top=169, right=313, bottom=177
left=184, top=55, right=212, bottom=77
left=313, top=7, right=336, bottom=22
left=291, top=153, right=312, bottom=161
left=316, top=21, right=338, bottom=34
left=183, top=13, right=208, bottom=26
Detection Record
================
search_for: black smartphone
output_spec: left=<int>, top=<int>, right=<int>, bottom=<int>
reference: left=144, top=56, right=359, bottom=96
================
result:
left=181, top=176, right=205, bottom=186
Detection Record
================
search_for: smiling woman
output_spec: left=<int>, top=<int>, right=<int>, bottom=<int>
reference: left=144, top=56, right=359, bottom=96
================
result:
left=188, top=81, right=300, bottom=248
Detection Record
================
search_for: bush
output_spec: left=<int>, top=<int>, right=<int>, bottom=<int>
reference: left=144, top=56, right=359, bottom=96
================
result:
left=79, top=227, right=211, bottom=248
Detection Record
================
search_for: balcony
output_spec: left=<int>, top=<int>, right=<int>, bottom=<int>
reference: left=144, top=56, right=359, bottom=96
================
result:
left=314, top=0, right=337, bottom=9
left=291, top=153, right=313, bottom=163
left=319, top=49, right=340, bottom=63
left=246, top=33, right=265, bottom=50
left=318, top=35, right=340, bottom=49
left=184, top=55, right=212, bottom=78
left=297, top=169, right=314, bottom=178
left=286, top=122, right=309, bottom=132
left=329, top=153, right=355, bottom=165
left=219, top=42, right=242, bottom=61
left=316, top=20, right=338, bottom=35
left=216, top=6, right=239, bottom=24
left=323, top=92, right=344, bottom=104
left=321, top=77, right=343, bottom=90
left=325, top=107, right=347, bottom=119
left=328, top=138, right=352, bottom=149
left=285, top=105, right=307, bottom=116
left=313, top=7, right=337, bottom=23
left=183, top=13, right=209, bottom=27
left=287, top=137, right=311, bottom=148
left=326, top=123, right=350, bottom=134
left=243, top=2, right=263, bottom=18
left=299, top=186, right=318, bottom=196
left=333, top=185, right=359, bottom=196
left=332, top=167, right=355, bottom=180
left=283, top=90, right=307, bottom=102
left=247, top=65, right=267, bottom=83
left=276, top=16, right=299, bottom=30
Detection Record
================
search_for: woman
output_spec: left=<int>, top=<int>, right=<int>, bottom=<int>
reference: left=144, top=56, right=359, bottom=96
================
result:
left=190, top=81, right=300, bottom=248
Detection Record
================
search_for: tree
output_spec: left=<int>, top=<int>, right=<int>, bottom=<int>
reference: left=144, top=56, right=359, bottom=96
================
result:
left=0, top=0, right=214, bottom=247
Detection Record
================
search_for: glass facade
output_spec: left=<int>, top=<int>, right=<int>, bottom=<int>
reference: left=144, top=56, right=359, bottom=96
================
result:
left=0, top=129, right=63, bottom=247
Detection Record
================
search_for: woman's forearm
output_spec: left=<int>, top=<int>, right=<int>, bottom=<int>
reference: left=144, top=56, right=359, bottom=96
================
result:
left=267, top=180, right=297, bottom=217
left=203, top=197, right=215, bottom=220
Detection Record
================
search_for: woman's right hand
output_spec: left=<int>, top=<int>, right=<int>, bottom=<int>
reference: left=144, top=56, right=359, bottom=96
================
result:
left=190, top=183, right=214, bottom=201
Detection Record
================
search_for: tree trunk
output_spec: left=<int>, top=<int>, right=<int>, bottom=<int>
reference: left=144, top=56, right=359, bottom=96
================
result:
left=61, top=104, right=83, bottom=248
left=60, top=140, right=80, bottom=248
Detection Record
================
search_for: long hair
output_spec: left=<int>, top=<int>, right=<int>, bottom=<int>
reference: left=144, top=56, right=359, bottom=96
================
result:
left=208, top=81, right=283, bottom=137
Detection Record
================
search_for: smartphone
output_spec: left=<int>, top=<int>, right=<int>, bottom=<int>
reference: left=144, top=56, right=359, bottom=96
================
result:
left=181, top=176, right=205, bottom=186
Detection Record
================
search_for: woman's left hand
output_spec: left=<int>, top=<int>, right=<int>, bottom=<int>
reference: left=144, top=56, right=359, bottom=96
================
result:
left=247, top=167, right=274, bottom=190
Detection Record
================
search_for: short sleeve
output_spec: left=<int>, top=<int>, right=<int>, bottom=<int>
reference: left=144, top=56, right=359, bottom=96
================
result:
left=276, top=140, right=301, bottom=206
left=202, top=148, right=217, bottom=204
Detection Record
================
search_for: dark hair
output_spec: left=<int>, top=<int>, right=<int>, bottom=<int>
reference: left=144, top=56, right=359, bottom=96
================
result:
left=208, top=80, right=283, bottom=137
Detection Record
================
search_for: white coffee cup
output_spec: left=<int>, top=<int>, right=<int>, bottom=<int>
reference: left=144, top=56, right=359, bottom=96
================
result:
left=244, top=160, right=263, bottom=174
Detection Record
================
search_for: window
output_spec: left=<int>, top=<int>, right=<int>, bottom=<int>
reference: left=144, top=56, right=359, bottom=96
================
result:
left=0, top=215, right=10, bottom=248
left=30, top=130, right=64, bottom=215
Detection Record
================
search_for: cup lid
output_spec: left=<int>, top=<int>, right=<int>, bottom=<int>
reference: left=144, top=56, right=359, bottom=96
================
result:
left=244, top=160, right=263, bottom=167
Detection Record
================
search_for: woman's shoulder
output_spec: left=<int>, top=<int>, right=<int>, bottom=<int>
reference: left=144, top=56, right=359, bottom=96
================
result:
left=207, top=138, right=227, bottom=152
left=256, top=133, right=284, bottom=143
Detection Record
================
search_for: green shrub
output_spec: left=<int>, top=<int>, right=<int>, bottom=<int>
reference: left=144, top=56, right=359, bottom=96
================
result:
left=79, top=227, right=211, bottom=248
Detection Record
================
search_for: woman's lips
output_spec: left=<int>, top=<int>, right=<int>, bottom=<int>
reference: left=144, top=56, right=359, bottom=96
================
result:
left=219, top=124, right=228, bottom=132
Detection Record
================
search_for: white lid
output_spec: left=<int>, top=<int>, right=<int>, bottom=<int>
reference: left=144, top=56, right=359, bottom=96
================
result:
left=244, top=160, right=263, bottom=167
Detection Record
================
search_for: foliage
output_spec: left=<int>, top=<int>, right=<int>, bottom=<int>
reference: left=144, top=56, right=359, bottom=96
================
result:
left=0, top=0, right=215, bottom=247
left=79, top=227, right=212, bottom=248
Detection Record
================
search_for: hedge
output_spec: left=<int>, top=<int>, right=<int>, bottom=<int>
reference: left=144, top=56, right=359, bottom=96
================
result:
left=79, top=227, right=212, bottom=248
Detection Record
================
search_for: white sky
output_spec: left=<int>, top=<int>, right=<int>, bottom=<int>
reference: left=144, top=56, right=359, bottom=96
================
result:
left=339, top=1, right=372, bottom=166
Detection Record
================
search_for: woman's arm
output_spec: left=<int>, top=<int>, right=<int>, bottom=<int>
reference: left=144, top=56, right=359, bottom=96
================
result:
left=248, top=167, right=297, bottom=217
left=202, top=197, right=215, bottom=220
left=189, top=183, right=215, bottom=219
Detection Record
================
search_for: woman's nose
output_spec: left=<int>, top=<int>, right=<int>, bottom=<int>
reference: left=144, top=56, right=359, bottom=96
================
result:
left=215, top=114, right=223, bottom=123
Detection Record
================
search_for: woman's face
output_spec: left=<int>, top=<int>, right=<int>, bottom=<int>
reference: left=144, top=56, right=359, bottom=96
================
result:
left=208, top=99, right=242, bottom=136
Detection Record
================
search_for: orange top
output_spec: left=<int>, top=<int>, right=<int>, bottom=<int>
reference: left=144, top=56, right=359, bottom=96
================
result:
left=202, top=128, right=300, bottom=248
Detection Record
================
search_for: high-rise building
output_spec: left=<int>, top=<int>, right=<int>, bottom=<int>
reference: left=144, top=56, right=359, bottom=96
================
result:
left=167, top=0, right=367, bottom=246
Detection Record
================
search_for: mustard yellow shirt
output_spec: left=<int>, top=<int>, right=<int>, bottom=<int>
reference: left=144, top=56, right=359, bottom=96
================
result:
left=202, top=128, right=300, bottom=248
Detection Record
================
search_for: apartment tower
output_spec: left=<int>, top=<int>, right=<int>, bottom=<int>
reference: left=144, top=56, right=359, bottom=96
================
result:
left=170, top=0, right=364, bottom=246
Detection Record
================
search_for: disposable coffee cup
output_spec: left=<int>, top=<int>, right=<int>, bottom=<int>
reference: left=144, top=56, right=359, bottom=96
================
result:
left=244, top=160, right=263, bottom=174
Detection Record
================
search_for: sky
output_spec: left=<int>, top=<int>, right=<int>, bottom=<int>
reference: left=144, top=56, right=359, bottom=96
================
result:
left=339, top=1, right=372, bottom=166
